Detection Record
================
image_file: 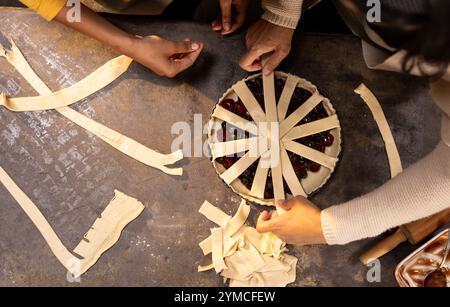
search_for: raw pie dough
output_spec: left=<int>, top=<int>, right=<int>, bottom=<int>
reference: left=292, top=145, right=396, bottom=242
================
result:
left=0, top=166, right=144, bottom=278
left=197, top=200, right=297, bottom=287
left=208, top=72, right=342, bottom=206
left=0, top=40, right=183, bottom=175
left=355, top=84, right=403, bottom=178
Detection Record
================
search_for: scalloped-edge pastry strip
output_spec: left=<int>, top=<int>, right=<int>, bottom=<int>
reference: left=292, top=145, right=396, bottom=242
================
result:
left=210, top=137, right=258, bottom=159
left=277, top=74, right=299, bottom=121
left=283, top=115, right=340, bottom=141
left=0, top=166, right=144, bottom=278
left=280, top=92, right=324, bottom=137
left=211, top=228, right=228, bottom=273
left=232, top=80, right=267, bottom=124
left=0, top=39, right=183, bottom=175
left=355, top=84, right=403, bottom=178
left=220, top=150, right=265, bottom=185
left=280, top=144, right=307, bottom=197
left=283, top=139, right=338, bottom=170
left=212, top=105, right=259, bottom=136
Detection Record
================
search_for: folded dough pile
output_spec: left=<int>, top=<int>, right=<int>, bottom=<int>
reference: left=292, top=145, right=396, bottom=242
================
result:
left=197, top=200, right=297, bottom=287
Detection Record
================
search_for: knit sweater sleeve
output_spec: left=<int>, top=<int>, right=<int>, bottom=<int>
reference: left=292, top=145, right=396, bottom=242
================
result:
left=321, top=140, right=450, bottom=245
left=261, top=0, right=304, bottom=29
left=321, top=78, right=450, bottom=245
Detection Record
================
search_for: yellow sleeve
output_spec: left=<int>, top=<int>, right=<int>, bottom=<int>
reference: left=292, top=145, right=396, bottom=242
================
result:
left=19, top=0, right=67, bottom=21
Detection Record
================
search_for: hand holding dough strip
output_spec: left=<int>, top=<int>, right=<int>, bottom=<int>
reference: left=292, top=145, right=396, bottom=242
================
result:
left=0, top=166, right=144, bottom=278
left=355, top=84, right=403, bottom=178
left=0, top=40, right=183, bottom=175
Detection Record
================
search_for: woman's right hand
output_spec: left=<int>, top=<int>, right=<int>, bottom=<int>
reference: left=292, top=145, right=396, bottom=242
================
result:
left=126, top=35, right=204, bottom=78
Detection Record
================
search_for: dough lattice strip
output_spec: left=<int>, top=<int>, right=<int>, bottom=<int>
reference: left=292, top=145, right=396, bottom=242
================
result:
left=280, top=92, right=324, bottom=137
left=232, top=80, right=267, bottom=124
left=283, top=115, right=340, bottom=141
left=250, top=155, right=270, bottom=199
left=277, top=74, right=299, bottom=121
left=210, top=137, right=258, bottom=159
left=0, top=40, right=183, bottom=175
left=220, top=150, right=265, bottom=185
left=283, top=139, right=338, bottom=170
left=280, top=144, right=307, bottom=197
left=212, top=105, right=259, bottom=136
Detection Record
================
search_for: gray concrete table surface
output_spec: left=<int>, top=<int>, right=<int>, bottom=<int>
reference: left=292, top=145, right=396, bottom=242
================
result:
left=0, top=8, right=444, bottom=286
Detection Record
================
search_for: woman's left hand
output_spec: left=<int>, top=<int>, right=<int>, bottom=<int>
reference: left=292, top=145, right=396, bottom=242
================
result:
left=212, top=0, right=251, bottom=35
left=256, top=196, right=327, bottom=246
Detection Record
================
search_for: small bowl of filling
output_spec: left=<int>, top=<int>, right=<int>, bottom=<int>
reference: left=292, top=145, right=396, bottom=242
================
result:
left=207, top=72, right=341, bottom=206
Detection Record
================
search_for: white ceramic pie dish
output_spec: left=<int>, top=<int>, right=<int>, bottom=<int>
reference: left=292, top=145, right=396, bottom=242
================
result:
left=207, top=72, right=342, bottom=206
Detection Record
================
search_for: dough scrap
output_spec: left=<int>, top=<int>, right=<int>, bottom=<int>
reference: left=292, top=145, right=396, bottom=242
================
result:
left=197, top=200, right=297, bottom=287
left=355, top=84, right=403, bottom=178
left=0, top=39, right=183, bottom=175
left=0, top=166, right=144, bottom=278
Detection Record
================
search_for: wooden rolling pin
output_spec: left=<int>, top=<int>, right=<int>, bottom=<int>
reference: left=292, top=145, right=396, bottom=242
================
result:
left=360, top=208, right=450, bottom=264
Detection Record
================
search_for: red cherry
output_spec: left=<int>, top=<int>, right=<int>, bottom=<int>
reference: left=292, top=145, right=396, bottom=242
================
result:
left=309, top=162, right=321, bottom=173
left=324, top=133, right=334, bottom=147
left=221, top=99, right=235, bottom=111
left=223, top=157, right=236, bottom=169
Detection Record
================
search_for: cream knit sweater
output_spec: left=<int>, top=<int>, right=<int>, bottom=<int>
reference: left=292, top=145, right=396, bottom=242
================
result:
left=265, top=0, right=450, bottom=245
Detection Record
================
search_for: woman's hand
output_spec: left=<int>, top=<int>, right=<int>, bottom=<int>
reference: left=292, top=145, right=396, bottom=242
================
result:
left=127, top=36, right=203, bottom=78
left=256, top=196, right=327, bottom=246
left=55, top=4, right=203, bottom=78
left=211, top=0, right=251, bottom=35
left=240, top=19, right=294, bottom=75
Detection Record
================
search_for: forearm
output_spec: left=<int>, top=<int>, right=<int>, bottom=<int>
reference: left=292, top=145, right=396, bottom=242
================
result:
left=321, top=140, right=450, bottom=245
left=54, top=5, right=136, bottom=57
left=261, top=0, right=304, bottom=29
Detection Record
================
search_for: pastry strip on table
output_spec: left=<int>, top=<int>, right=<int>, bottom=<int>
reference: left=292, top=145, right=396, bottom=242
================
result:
left=280, top=144, right=307, bottom=197
left=0, top=167, right=144, bottom=278
left=283, top=139, right=338, bottom=170
left=198, top=200, right=232, bottom=228
left=197, top=200, right=297, bottom=287
left=0, top=56, right=133, bottom=111
left=210, top=137, right=258, bottom=159
left=283, top=115, right=340, bottom=141
left=0, top=40, right=183, bottom=175
left=211, top=228, right=228, bottom=273
left=198, top=200, right=251, bottom=256
left=355, top=84, right=403, bottom=178
left=280, top=92, right=324, bottom=137
left=232, top=80, right=267, bottom=124
left=277, top=75, right=299, bottom=121
left=220, top=150, right=265, bottom=185
left=212, top=106, right=259, bottom=136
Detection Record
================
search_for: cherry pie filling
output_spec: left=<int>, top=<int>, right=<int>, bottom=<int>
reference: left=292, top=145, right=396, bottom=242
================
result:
left=215, top=76, right=335, bottom=199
